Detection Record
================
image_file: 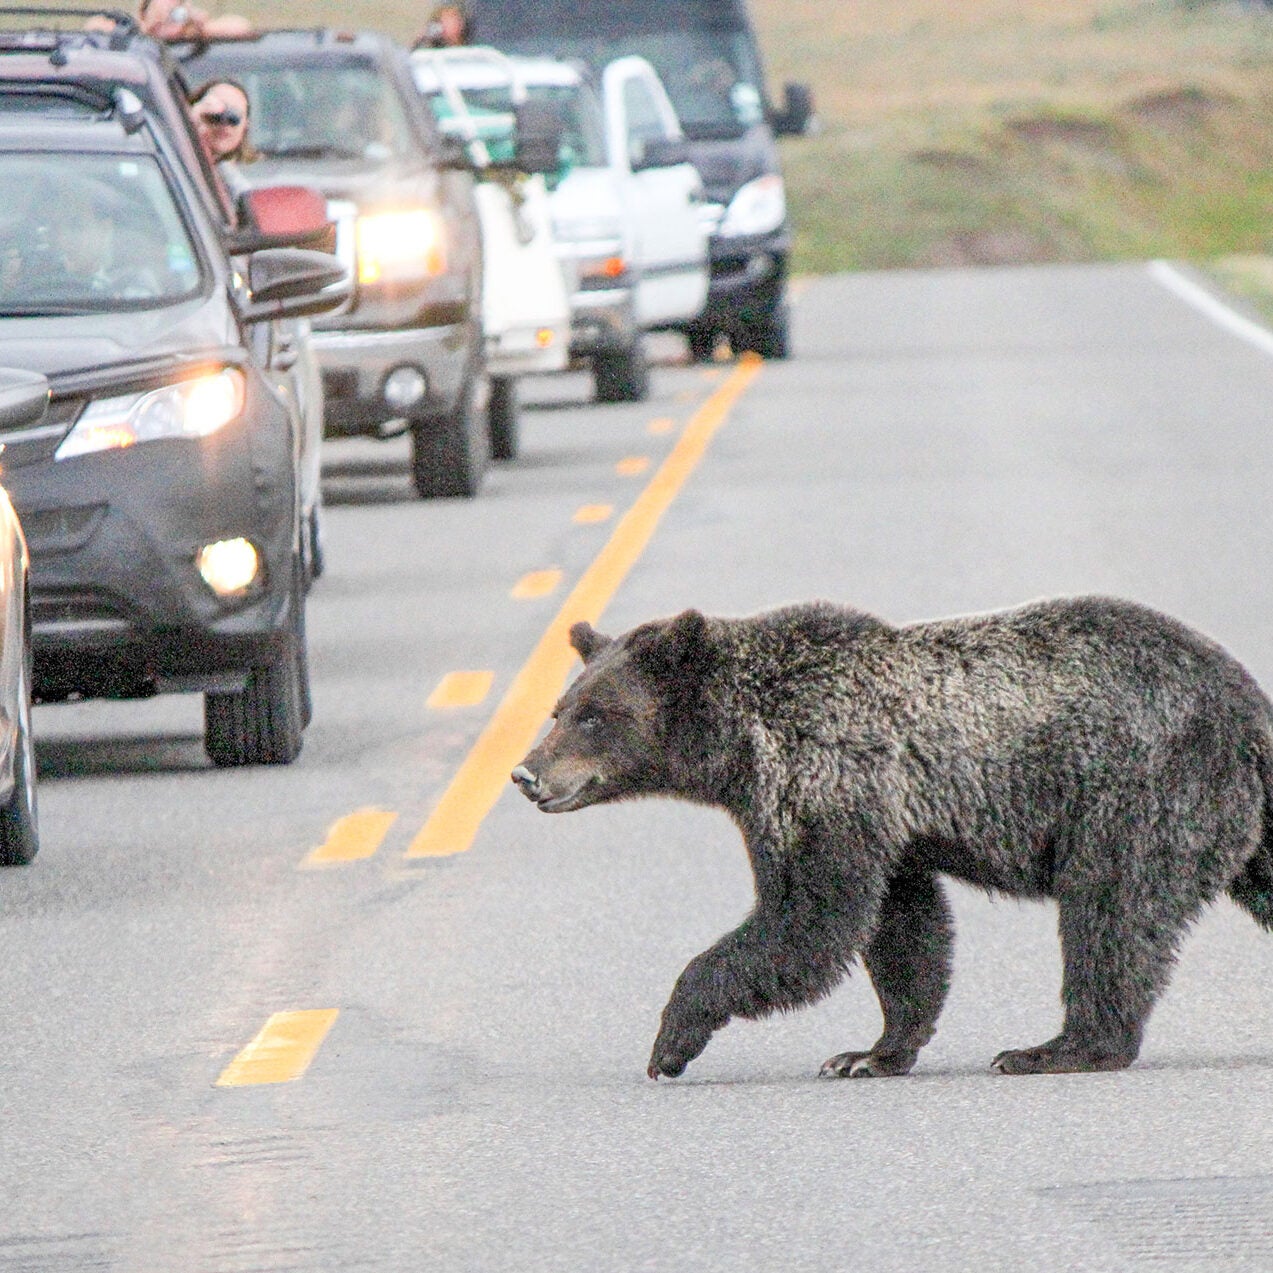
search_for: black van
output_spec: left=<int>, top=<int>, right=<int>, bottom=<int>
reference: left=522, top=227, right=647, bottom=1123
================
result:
left=468, top=0, right=811, bottom=360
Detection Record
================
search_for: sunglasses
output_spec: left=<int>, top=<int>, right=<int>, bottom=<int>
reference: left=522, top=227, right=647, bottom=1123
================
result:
left=202, top=108, right=243, bottom=127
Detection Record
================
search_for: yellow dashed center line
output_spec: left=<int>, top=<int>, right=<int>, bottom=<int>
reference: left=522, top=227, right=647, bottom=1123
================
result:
left=303, top=807, right=398, bottom=866
left=511, top=569, right=563, bottom=600
left=405, top=354, right=764, bottom=859
left=215, top=1009, right=339, bottom=1087
left=615, top=456, right=651, bottom=477
left=428, top=670, right=495, bottom=708
left=574, top=504, right=614, bottom=524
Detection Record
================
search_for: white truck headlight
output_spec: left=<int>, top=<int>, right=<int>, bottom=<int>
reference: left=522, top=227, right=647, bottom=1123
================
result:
left=56, top=367, right=246, bottom=460
left=356, top=208, right=448, bottom=284
left=718, top=173, right=787, bottom=238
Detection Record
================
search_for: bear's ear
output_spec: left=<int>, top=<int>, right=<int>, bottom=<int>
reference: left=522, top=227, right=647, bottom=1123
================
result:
left=569, top=621, right=612, bottom=664
left=629, top=609, right=711, bottom=679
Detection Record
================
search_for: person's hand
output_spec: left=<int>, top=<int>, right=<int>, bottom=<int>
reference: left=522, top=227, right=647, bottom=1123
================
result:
left=142, top=1, right=212, bottom=40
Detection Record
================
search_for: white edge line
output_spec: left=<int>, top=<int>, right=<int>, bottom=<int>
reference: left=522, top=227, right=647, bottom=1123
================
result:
left=1147, top=259, right=1273, bottom=359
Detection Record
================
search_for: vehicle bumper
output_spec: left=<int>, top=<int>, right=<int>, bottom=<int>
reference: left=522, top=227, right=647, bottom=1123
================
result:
left=310, top=323, right=473, bottom=436
left=486, top=321, right=570, bottom=377
left=5, top=379, right=299, bottom=701
left=689, top=227, right=791, bottom=333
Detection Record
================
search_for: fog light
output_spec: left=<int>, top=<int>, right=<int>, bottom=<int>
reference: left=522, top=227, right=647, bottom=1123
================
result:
left=535, top=328, right=555, bottom=348
left=383, top=365, right=427, bottom=412
left=197, top=537, right=261, bottom=597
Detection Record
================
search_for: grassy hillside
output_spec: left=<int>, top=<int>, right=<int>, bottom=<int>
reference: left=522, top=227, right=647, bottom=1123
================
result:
left=208, top=0, right=1273, bottom=287
left=755, top=0, right=1273, bottom=276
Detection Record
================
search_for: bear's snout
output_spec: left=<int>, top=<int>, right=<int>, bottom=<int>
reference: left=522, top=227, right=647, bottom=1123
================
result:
left=511, top=765, right=542, bottom=800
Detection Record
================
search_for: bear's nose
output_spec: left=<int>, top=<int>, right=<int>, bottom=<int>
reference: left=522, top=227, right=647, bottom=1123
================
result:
left=511, top=765, right=541, bottom=798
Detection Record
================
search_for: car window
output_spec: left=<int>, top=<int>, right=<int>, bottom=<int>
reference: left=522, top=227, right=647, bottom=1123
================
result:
left=522, top=83, right=606, bottom=169
left=192, top=57, right=417, bottom=162
left=621, top=75, right=670, bottom=145
left=500, top=31, right=765, bottom=140
left=0, top=153, right=203, bottom=314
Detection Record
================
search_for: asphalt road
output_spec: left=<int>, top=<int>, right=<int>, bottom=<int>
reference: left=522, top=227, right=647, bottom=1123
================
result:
left=5, top=261, right=1273, bottom=1271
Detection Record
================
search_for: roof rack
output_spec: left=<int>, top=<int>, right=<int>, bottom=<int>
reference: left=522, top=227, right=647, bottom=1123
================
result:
left=0, top=8, right=138, bottom=51
left=0, top=77, right=149, bottom=133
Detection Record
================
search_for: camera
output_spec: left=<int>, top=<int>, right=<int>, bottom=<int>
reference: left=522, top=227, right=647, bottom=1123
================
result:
left=203, top=108, right=242, bottom=127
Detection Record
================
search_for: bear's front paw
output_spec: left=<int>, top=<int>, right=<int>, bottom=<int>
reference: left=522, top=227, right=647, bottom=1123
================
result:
left=819, top=1047, right=919, bottom=1079
left=647, top=1013, right=717, bottom=1080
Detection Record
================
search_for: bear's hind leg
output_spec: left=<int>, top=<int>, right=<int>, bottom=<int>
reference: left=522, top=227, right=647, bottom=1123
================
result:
left=992, top=886, right=1190, bottom=1076
left=821, top=871, right=953, bottom=1079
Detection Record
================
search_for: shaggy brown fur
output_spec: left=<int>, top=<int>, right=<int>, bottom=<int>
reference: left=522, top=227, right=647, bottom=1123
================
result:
left=512, top=597, right=1273, bottom=1080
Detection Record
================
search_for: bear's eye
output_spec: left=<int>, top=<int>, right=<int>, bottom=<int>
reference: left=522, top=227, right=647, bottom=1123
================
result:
left=576, top=711, right=602, bottom=732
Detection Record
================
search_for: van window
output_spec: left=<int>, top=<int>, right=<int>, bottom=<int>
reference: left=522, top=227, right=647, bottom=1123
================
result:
left=471, top=0, right=766, bottom=140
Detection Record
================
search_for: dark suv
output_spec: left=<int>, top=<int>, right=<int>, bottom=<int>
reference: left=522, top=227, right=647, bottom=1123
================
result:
left=0, top=14, right=349, bottom=765
left=184, top=29, right=491, bottom=499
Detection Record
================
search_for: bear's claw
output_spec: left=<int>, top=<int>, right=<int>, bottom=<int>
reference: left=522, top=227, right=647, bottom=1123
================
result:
left=820, top=1047, right=919, bottom=1078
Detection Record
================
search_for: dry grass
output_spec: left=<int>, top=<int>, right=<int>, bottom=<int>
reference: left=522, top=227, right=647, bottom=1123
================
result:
left=203, top=0, right=1273, bottom=277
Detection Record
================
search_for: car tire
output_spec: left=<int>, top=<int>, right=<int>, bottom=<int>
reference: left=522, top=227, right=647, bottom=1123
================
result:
left=593, top=338, right=650, bottom=403
left=204, top=566, right=309, bottom=767
left=411, top=369, right=489, bottom=498
left=0, top=620, right=39, bottom=867
left=732, top=300, right=791, bottom=361
left=686, top=322, right=719, bottom=363
left=488, top=375, right=519, bottom=461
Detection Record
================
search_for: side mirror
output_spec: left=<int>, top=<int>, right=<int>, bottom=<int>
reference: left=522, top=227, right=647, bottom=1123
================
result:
left=630, top=135, right=690, bottom=171
left=239, top=248, right=352, bottom=323
left=772, top=82, right=814, bottom=137
left=0, top=369, right=50, bottom=433
left=438, top=131, right=477, bottom=172
left=508, top=99, right=564, bottom=177
left=226, top=185, right=336, bottom=255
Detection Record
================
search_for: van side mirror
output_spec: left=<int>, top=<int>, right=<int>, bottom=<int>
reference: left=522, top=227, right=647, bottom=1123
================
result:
left=238, top=248, right=352, bottom=323
left=772, top=82, right=813, bottom=137
left=631, top=135, right=690, bottom=171
left=225, top=185, right=336, bottom=255
left=509, top=99, right=564, bottom=176
left=0, top=369, right=49, bottom=433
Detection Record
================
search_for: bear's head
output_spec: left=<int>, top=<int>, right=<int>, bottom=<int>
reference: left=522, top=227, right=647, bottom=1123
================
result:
left=511, top=609, right=713, bottom=812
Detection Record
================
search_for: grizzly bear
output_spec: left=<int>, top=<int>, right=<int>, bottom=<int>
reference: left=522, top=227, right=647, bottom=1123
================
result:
left=511, top=597, right=1273, bottom=1081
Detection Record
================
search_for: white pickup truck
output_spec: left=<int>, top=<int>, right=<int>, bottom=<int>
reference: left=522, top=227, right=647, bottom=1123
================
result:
left=411, top=46, right=571, bottom=459
left=504, top=54, right=710, bottom=403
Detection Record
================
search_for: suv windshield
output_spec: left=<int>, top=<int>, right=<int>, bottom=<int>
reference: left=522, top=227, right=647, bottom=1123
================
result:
left=0, top=152, right=202, bottom=314
left=508, top=33, right=763, bottom=140
left=471, top=0, right=767, bottom=141
left=191, top=55, right=417, bottom=162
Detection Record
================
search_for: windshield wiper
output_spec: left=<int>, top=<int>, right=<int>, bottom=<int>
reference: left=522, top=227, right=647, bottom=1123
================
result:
left=0, top=304, right=97, bottom=317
